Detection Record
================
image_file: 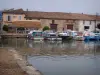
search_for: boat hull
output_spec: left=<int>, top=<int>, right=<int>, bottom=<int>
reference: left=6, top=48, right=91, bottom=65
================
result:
left=58, top=36, right=73, bottom=40
left=84, top=36, right=100, bottom=41
left=44, top=37, right=62, bottom=41
left=74, top=36, right=84, bottom=41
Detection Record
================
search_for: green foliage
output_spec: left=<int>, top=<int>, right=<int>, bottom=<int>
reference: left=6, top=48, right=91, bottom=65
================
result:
left=3, top=25, right=8, bottom=31
left=43, top=26, right=50, bottom=31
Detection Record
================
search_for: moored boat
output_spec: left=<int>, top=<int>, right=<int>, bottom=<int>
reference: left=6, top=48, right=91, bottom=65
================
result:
left=27, top=30, right=44, bottom=41
left=58, top=30, right=73, bottom=40
left=83, top=31, right=100, bottom=41
left=74, top=32, right=84, bottom=41
left=43, top=30, right=62, bottom=41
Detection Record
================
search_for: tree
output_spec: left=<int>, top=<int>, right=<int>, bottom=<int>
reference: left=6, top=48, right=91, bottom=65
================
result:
left=3, top=25, right=8, bottom=31
left=43, top=26, right=50, bottom=31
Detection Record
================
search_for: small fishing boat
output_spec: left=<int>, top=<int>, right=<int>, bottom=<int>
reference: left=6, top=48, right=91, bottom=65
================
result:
left=27, top=30, right=44, bottom=41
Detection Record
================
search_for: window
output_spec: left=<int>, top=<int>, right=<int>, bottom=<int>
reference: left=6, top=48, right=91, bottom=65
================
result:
left=52, top=20, right=55, bottom=24
left=19, top=16, right=21, bottom=20
left=83, top=20, right=85, bottom=24
left=7, top=15, right=11, bottom=21
left=67, top=25, right=73, bottom=30
left=50, top=24, right=57, bottom=31
left=84, top=26, right=89, bottom=30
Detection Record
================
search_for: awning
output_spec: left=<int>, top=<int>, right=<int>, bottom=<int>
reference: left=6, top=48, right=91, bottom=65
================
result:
left=11, top=20, right=41, bottom=28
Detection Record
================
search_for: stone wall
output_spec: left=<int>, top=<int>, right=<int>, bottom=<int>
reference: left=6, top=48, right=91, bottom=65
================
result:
left=40, top=19, right=67, bottom=31
left=55, top=20, right=66, bottom=31
left=40, top=19, right=79, bottom=31
left=40, top=19, right=52, bottom=30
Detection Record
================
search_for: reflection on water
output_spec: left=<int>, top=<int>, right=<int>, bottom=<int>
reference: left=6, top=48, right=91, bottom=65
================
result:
left=0, top=38, right=100, bottom=56
left=0, top=38, right=100, bottom=75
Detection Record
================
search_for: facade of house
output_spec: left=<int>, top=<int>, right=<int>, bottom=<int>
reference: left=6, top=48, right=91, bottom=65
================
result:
left=2, top=9, right=100, bottom=32
left=2, top=9, right=41, bottom=33
left=2, top=9, right=25, bottom=25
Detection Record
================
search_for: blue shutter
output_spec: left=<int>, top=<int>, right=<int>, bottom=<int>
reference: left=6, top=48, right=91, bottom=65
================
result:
left=0, top=12, right=2, bottom=20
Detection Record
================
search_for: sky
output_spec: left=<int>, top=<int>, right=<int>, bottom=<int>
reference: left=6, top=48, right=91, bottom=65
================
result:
left=0, top=0, right=100, bottom=14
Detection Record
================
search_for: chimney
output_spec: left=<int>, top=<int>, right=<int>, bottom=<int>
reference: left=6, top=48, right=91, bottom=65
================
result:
left=26, top=9, right=29, bottom=20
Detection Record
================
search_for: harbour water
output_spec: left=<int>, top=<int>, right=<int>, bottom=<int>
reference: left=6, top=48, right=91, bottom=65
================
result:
left=0, top=38, right=100, bottom=75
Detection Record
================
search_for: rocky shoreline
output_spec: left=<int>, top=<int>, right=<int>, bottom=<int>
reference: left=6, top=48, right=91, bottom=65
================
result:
left=0, top=48, right=42, bottom=75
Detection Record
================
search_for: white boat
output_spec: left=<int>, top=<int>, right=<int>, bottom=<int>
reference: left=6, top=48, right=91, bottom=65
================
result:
left=43, top=30, right=62, bottom=41
left=72, top=31, right=84, bottom=41
left=27, top=30, right=44, bottom=41
left=58, top=30, right=73, bottom=40
left=70, top=31, right=78, bottom=37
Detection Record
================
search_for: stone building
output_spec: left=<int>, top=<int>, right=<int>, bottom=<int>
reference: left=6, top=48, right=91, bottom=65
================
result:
left=2, top=9, right=25, bottom=24
left=2, top=9, right=100, bottom=32
left=25, top=11, right=100, bottom=32
left=2, top=9, right=41, bottom=33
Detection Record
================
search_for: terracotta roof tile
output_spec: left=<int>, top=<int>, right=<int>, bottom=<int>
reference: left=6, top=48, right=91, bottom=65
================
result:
left=3, top=9, right=24, bottom=14
left=25, top=11, right=100, bottom=20
left=3, top=8, right=100, bottom=21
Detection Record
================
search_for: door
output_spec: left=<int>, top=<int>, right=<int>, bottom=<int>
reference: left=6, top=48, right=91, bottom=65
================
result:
left=67, top=25, right=73, bottom=30
left=50, top=24, right=57, bottom=31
